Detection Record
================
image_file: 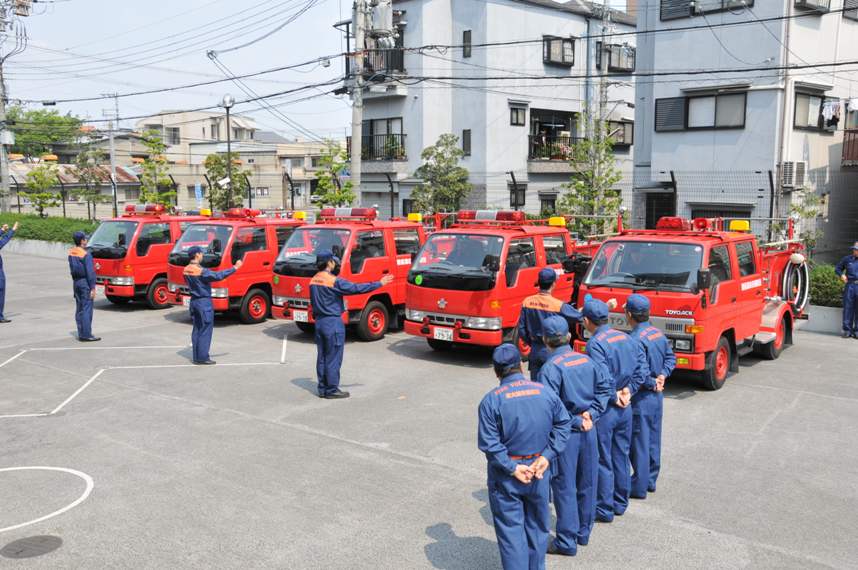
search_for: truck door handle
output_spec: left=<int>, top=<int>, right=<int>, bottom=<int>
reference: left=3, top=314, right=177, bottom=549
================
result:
left=263, top=262, right=271, bottom=266
left=731, top=297, right=737, bottom=303
left=382, top=269, right=390, bottom=274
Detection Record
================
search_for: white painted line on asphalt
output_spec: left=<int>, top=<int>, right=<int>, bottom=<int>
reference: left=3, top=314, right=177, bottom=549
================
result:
left=108, top=362, right=280, bottom=370
left=280, top=334, right=288, bottom=364
left=50, top=369, right=106, bottom=415
left=0, top=466, right=94, bottom=534
left=28, top=345, right=186, bottom=352
left=0, top=350, right=27, bottom=369
left=0, top=412, right=50, bottom=419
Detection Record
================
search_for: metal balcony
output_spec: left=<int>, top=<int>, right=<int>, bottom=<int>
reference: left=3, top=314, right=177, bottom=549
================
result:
left=843, top=129, right=858, bottom=167
left=347, top=134, right=407, bottom=161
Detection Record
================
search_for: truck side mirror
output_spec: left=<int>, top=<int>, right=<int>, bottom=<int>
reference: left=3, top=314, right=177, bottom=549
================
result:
left=696, top=268, right=712, bottom=293
left=561, top=255, right=577, bottom=273
left=483, top=254, right=500, bottom=272
left=211, top=239, right=222, bottom=253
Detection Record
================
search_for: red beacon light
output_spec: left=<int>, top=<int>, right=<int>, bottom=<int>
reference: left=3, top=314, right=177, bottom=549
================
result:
left=224, top=208, right=260, bottom=218
left=124, top=203, right=165, bottom=215
left=692, top=217, right=711, bottom=231
left=456, top=210, right=526, bottom=223
left=318, top=207, right=378, bottom=221
left=655, top=216, right=692, bottom=231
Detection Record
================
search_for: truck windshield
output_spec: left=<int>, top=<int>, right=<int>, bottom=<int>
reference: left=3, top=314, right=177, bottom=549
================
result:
left=274, top=228, right=351, bottom=277
left=169, top=224, right=233, bottom=267
left=408, top=233, right=503, bottom=291
left=89, top=221, right=138, bottom=259
left=584, top=241, right=703, bottom=291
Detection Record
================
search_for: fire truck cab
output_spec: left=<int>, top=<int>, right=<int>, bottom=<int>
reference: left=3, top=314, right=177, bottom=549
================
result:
left=575, top=216, right=810, bottom=390
left=166, top=208, right=305, bottom=323
left=89, top=204, right=208, bottom=309
left=404, top=210, right=600, bottom=351
left=271, top=207, right=426, bottom=341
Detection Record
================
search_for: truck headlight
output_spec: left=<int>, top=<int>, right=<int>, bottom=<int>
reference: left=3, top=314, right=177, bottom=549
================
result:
left=674, top=338, right=692, bottom=351
left=465, top=316, right=502, bottom=330
left=211, top=288, right=229, bottom=298
left=168, top=282, right=178, bottom=292
left=110, top=276, right=134, bottom=286
left=273, top=295, right=288, bottom=306
left=406, top=308, right=426, bottom=321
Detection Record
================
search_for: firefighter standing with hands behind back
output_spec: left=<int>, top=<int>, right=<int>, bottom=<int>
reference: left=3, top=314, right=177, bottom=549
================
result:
left=68, top=231, right=100, bottom=342
left=0, top=221, right=19, bottom=323
left=310, top=249, right=393, bottom=399
left=835, top=242, right=858, bottom=339
left=183, top=246, right=243, bottom=365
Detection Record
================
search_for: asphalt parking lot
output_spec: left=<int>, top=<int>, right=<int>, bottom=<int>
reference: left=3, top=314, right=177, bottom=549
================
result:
left=0, top=250, right=856, bottom=569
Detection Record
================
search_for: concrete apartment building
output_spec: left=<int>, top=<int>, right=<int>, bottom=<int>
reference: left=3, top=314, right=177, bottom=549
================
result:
left=346, top=0, right=637, bottom=217
left=633, top=0, right=858, bottom=257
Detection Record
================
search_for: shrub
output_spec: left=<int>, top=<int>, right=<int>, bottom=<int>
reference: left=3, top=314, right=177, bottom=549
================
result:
left=0, top=213, right=98, bottom=243
left=809, top=264, right=843, bottom=308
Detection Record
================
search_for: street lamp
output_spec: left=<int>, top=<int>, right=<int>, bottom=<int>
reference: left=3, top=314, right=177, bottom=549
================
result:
left=221, top=94, right=235, bottom=207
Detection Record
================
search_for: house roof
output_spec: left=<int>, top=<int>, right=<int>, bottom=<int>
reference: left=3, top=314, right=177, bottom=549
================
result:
left=255, top=130, right=291, bottom=144
left=511, top=0, right=636, bottom=26
left=9, top=162, right=140, bottom=186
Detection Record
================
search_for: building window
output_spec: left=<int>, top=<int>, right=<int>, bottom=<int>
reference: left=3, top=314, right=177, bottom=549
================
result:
left=402, top=199, right=414, bottom=215
left=654, top=97, right=687, bottom=132
left=607, top=121, right=634, bottom=146
left=845, top=0, right=858, bottom=20
left=795, top=91, right=839, bottom=132
left=254, top=187, right=270, bottom=197
left=165, top=127, right=180, bottom=145
left=540, top=195, right=557, bottom=216
left=660, top=0, right=754, bottom=21
left=510, top=106, right=527, bottom=126
left=462, top=129, right=471, bottom=156
left=543, top=36, right=574, bottom=67
left=655, top=93, right=746, bottom=131
left=211, top=123, right=220, bottom=140
left=463, top=30, right=472, bottom=58
left=247, top=158, right=255, bottom=164
left=794, top=0, right=830, bottom=13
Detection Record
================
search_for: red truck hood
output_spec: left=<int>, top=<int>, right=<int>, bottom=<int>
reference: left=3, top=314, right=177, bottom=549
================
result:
left=406, top=283, right=500, bottom=319
left=579, top=286, right=700, bottom=322
left=273, top=274, right=311, bottom=300
left=93, top=257, right=129, bottom=277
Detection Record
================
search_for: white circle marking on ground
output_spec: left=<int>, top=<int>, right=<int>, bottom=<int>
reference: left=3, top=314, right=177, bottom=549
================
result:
left=0, top=466, right=94, bottom=534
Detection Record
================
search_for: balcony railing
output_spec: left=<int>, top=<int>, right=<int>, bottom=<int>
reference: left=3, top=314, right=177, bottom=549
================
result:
left=346, top=49, right=406, bottom=79
left=843, top=129, right=858, bottom=167
left=795, top=0, right=830, bottom=12
left=528, top=135, right=585, bottom=160
left=347, top=134, right=407, bottom=161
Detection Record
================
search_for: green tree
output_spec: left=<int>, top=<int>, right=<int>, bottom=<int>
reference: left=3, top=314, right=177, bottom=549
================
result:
left=72, top=148, right=112, bottom=219
left=8, top=106, right=83, bottom=158
left=23, top=163, right=61, bottom=217
left=315, top=141, right=355, bottom=207
left=204, top=152, right=251, bottom=210
left=557, top=114, right=623, bottom=237
left=411, top=133, right=471, bottom=212
left=139, top=130, right=175, bottom=206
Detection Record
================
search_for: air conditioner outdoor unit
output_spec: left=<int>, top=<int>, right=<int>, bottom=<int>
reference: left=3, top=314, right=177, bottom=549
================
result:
left=14, top=1, right=31, bottom=17
left=781, top=161, right=807, bottom=189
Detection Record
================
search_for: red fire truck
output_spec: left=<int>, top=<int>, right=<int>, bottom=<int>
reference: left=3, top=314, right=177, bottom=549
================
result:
left=271, top=207, right=426, bottom=341
left=574, top=216, right=810, bottom=390
left=166, top=208, right=305, bottom=323
left=89, top=204, right=208, bottom=309
left=403, top=210, right=602, bottom=351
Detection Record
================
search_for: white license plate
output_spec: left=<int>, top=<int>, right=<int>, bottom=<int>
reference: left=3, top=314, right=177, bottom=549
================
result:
left=182, top=296, right=190, bottom=308
left=292, top=310, right=309, bottom=323
left=96, top=285, right=105, bottom=296
left=433, top=327, right=454, bottom=341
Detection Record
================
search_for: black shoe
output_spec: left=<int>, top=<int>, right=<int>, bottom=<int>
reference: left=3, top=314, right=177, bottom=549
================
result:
left=79, top=336, right=101, bottom=342
left=193, top=359, right=216, bottom=365
left=547, top=543, right=576, bottom=557
left=648, top=486, right=657, bottom=493
left=843, top=332, right=851, bottom=338
left=324, top=390, right=350, bottom=399
left=0, top=318, right=10, bottom=323
left=596, top=514, right=614, bottom=523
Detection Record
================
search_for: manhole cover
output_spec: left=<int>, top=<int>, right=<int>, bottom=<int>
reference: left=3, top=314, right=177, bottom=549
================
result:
left=1, top=535, right=63, bottom=559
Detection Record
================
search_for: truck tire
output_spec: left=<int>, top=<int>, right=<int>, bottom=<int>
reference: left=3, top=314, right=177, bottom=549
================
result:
left=357, top=301, right=389, bottom=341
left=145, top=278, right=171, bottom=310
left=702, top=336, right=732, bottom=391
left=427, top=338, right=453, bottom=351
left=295, top=322, right=314, bottom=335
left=239, top=289, right=270, bottom=324
left=105, top=294, right=130, bottom=305
left=758, top=315, right=788, bottom=361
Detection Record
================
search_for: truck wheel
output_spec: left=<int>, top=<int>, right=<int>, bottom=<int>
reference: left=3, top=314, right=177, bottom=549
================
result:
left=759, top=315, right=788, bottom=361
left=145, top=278, right=171, bottom=309
left=105, top=295, right=130, bottom=305
left=702, top=336, right=732, bottom=391
left=427, top=338, right=453, bottom=351
left=239, top=289, right=270, bottom=324
left=295, top=322, right=314, bottom=335
left=357, top=301, right=389, bottom=341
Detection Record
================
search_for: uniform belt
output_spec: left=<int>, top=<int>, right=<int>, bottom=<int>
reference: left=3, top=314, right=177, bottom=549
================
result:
left=509, top=452, right=541, bottom=460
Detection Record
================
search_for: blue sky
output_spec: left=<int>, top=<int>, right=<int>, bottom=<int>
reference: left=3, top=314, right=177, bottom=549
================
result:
left=4, top=0, right=353, bottom=140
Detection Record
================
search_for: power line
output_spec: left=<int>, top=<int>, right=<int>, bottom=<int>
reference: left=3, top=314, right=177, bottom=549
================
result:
left=214, top=0, right=324, bottom=55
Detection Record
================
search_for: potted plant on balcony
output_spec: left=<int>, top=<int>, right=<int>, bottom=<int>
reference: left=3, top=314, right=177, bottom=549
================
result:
left=383, top=135, right=405, bottom=160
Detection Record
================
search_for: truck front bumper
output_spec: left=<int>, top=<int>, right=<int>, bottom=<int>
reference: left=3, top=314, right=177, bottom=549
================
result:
left=168, top=292, right=230, bottom=311
left=101, top=284, right=135, bottom=297
left=404, top=319, right=503, bottom=346
left=572, top=340, right=706, bottom=371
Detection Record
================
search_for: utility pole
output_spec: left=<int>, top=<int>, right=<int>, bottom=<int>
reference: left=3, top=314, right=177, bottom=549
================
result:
left=0, top=63, right=9, bottom=214
left=350, top=0, right=367, bottom=201
left=102, top=93, right=119, bottom=216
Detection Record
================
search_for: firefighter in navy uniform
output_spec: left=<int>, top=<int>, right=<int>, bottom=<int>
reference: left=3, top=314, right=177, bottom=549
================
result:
left=310, top=249, right=393, bottom=399
left=625, top=294, right=675, bottom=499
left=582, top=298, right=648, bottom=522
left=536, top=315, right=612, bottom=556
left=68, top=231, right=100, bottom=342
left=478, top=343, right=572, bottom=570
left=835, top=242, right=858, bottom=338
left=183, top=246, right=242, bottom=365
left=518, top=267, right=583, bottom=380
left=0, top=221, right=19, bottom=323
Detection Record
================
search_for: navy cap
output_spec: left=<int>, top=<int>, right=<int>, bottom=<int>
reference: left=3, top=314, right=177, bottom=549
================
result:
left=187, top=246, right=204, bottom=258
left=583, top=298, right=609, bottom=321
left=543, top=315, right=569, bottom=338
left=538, top=267, right=557, bottom=288
left=625, top=293, right=650, bottom=314
left=317, top=249, right=341, bottom=264
left=492, top=343, right=522, bottom=369
left=72, top=231, right=88, bottom=245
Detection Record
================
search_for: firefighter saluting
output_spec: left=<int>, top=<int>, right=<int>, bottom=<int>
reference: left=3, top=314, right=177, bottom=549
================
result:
left=310, top=249, right=393, bottom=399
